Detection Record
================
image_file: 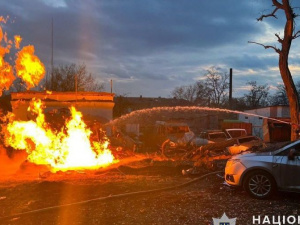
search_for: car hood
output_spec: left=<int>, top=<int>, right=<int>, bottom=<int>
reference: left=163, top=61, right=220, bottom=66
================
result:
left=232, top=151, right=273, bottom=159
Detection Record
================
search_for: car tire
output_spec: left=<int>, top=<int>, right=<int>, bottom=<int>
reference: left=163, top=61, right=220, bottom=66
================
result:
left=243, top=170, right=276, bottom=199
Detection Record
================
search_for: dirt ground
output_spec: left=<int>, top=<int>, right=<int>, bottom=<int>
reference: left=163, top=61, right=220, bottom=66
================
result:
left=0, top=156, right=300, bottom=225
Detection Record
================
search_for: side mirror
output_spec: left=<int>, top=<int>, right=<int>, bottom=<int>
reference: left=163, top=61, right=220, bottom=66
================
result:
left=288, top=148, right=296, bottom=160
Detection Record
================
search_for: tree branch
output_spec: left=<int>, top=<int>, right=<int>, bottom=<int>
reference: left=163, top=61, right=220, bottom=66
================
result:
left=293, top=30, right=300, bottom=39
left=257, top=7, right=279, bottom=21
left=248, top=41, right=281, bottom=54
left=275, top=33, right=283, bottom=43
left=272, top=0, right=284, bottom=9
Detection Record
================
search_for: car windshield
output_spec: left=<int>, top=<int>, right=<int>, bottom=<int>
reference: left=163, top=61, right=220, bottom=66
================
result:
left=227, top=130, right=247, bottom=138
left=266, top=141, right=292, bottom=154
left=275, top=141, right=293, bottom=150
left=209, top=133, right=226, bottom=139
left=238, top=136, right=258, bottom=144
left=167, top=126, right=189, bottom=134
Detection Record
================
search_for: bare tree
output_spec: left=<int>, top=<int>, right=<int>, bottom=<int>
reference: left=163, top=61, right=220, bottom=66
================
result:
left=204, top=67, right=229, bottom=106
left=182, top=84, right=197, bottom=102
left=295, top=81, right=300, bottom=99
left=46, top=63, right=104, bottom=92
left=244, top=81, right=270, bottom=108
left=249, top=0, right=300, bottom=140
left=171, top=84, right=197, bottom=102
left=171, top=67, right=228, bottom=106
left=269, top=84, right=289, bottom=105
left=195, top=80, right=211, bottom=106
left=171, top=86, right=185, bottom=100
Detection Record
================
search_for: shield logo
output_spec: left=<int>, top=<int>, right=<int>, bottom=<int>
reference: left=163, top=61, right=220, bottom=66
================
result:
left=212, top=213, right=236, bottom=225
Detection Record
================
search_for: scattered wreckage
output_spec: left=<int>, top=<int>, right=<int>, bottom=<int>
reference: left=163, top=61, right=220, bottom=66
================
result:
left=188, top=133, right=264, bottom=170
left=154, top=123, right=264, bottom=170
left=110, top=120, right=264, bottom=170
left=158, top=123, right=263, bottom=159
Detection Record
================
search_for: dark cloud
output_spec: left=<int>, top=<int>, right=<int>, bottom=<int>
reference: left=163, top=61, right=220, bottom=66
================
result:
left=1, top=0, right=299, bottom=97
left=224, top=54, right=278, bottom=70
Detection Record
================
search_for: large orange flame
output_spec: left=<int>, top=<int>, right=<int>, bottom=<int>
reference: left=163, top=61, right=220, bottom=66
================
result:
left=0, top=50, right=14, bottom=96
left=3, top=99, right=115, bottom=172
left=0, top=18, right=14, bottom=96
left=0, top=16, right=45, bottom=95
left=14, top=35, right=22, bottom=49
left=15, top=45, right=45, bottom=89
left=0, top=17, right=114, bottom=172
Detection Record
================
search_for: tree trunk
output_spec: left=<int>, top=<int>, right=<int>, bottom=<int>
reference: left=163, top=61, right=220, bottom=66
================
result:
left=279, top=55, right=299, bottom=141
left=279, top=1, right=299, bottom=141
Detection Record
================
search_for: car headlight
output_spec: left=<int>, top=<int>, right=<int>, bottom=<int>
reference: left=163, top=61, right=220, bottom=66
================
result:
left=226, top=158, right=241, bottom=167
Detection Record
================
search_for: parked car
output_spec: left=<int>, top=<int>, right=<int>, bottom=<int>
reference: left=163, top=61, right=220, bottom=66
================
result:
left=199, top=130, right=228, bottom=142
left=225, top=128, right=248, bottom=138
left=155, top=121, right=194, bottom=146
left=225, top=140, right=300, bottom=199
left=197, top=129, right=262, bottom=155
left=219, top=128, right=262, bottom=155
left=226, top=135, right=263, bottom=155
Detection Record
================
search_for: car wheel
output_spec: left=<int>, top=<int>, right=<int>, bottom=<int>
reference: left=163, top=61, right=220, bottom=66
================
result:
left=244, top=171, right=275, bottom=199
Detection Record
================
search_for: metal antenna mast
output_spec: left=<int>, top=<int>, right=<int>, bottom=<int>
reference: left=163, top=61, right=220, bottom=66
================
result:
left=51, top=17, right=54, bottom=90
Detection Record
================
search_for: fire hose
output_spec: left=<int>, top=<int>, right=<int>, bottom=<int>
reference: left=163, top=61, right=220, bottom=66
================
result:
left=0, top=170, right=222, bottom=221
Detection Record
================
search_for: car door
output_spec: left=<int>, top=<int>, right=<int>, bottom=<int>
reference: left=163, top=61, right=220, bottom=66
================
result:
left=273, top=143, right=300, bottom=190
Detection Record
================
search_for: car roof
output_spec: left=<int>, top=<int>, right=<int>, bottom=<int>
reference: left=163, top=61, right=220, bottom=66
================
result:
left=225, top=129, right=246, bottom=131
left=201, top=130, right=224, bottom=133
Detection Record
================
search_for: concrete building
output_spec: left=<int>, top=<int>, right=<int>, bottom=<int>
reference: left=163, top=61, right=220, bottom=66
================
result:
left=11, top=91, right=115, bottom=123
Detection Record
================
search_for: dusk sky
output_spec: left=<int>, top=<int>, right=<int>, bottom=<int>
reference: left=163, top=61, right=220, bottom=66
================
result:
left=2, top=0, right=300, bottom=97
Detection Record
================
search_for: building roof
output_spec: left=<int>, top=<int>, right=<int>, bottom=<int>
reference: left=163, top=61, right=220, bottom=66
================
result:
left=244, top=105, right=289, bottom=111
left=11, top=91, right=114, bottom=102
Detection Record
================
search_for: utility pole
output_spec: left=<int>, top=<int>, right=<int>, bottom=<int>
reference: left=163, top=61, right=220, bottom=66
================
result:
left=110, top=79, right=113, bottom=93
left=75, top=74, right=78, bottom=102
left=229, top=68, right=233, bottom=109
left=51, top=18, right=54, bottom=90
left=45, top=70, right=48, bottom=89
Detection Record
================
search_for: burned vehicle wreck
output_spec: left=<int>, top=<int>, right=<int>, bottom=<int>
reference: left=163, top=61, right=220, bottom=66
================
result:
left=155, top=121, right=207, bottom=157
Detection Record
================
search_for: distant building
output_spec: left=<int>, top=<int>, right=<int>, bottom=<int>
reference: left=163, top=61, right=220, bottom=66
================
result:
left=239, top=105, right=291, bottom=142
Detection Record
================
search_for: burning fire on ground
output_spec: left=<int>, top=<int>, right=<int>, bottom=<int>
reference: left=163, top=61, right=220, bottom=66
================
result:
left=0, top=17, right=116, bottom=173
left=2, top=99, right=115, bottom=172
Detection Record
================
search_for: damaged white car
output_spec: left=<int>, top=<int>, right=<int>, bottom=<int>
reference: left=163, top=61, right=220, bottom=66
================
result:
left=225, top=140, right=300, bottom=199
